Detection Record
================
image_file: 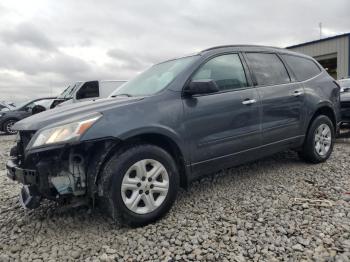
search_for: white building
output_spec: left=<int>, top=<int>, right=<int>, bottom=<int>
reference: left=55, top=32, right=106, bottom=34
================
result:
left=287, top=33, right=350, bottom=80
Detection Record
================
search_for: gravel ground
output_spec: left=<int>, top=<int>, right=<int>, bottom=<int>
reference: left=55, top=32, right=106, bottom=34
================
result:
left=0, top=131, right=350, bottom=261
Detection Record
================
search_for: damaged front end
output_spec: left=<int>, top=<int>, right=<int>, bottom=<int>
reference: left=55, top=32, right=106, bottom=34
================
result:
left=7, top=131, right=90, bottom=209
left=5, top=113, right=117, bottom=209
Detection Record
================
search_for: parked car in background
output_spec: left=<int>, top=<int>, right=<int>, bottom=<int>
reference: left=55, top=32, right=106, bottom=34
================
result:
left=339, top=78, right=350, bottom=93
left=0, top=97, right=55, bottom=134
left=340, top=78, right=350, bottom=124
left=0, top=101, right=16, bottom=111
left=6, top=45, right=340, bottom=226
left=51, top=80, right=127, bottom=108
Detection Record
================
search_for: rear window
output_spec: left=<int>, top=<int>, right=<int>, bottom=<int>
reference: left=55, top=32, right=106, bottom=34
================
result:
left=282, top=55, right=321, bottom=81
left=245, top=53, right=290, bottom=86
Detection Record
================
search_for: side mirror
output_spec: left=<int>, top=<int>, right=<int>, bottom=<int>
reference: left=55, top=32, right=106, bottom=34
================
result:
left=184, top=79, right=219, bottom=96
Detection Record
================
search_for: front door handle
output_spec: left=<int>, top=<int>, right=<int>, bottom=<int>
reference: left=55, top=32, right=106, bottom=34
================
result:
left=242, top=99, right=257, bottom=105
left=292, top=90, right=303, bottom=97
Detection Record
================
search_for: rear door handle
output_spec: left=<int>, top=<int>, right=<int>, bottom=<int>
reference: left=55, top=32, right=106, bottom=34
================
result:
left=292, top=90, right=303, bottom=97
left=242, top=99, right=257, bottom=105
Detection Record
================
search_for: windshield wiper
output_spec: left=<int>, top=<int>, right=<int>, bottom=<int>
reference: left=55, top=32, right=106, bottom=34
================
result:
left=111, top=94, right=132, bottom=98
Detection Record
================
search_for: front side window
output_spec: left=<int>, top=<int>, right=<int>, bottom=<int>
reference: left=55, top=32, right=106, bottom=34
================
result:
left=282, top=55, right=322, bottom=82
left=23, top=102, right=35, bottom=111
left=192, top=54, right=248, bottom=91
left=245, top=53, right=290, bottom=86
left=76, top=81, right=100, bottom=100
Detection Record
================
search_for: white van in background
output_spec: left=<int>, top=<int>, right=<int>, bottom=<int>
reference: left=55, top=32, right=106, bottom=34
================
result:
left=51, top=80, right=127, bottom=108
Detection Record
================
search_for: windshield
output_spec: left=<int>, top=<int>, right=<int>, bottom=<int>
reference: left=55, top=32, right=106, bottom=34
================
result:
left=58, top=82, right=83, bottom=99
left=110, top=56, right=198, bottom=97
left=13, top=99, right=51, bottom=111
left=14, top=101, right=31, bottom=110
left=339, top=79, right=350, bottom=87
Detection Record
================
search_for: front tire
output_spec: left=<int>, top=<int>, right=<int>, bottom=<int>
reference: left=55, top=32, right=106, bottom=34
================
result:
left=299, top=115, right=334, bottom=163
left=101, top=144, right=179, bottom=226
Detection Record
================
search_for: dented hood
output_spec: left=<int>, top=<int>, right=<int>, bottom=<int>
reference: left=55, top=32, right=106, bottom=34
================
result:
left=14, top=97, right=143, bottom=131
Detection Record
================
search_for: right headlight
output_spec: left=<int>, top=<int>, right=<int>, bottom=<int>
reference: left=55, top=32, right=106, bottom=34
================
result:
left=30, top=113, right=102, bottom=149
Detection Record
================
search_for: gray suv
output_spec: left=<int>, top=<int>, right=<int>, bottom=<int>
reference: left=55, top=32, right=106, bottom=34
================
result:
left=6, top=45, right=340, bottom=226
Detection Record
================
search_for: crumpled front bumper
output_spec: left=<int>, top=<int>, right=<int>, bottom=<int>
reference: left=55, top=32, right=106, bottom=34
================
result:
left=6, top=159, right=38, bottom=185
left=6, top=159, right=43, bottom=209
left=5, top=149, right=53, bottom=200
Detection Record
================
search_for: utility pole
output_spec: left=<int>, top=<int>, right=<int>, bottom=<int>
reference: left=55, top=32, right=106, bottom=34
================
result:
left=319, top=22, right=322, bottom=39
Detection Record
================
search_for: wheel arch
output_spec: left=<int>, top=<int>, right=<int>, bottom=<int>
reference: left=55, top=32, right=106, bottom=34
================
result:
left=87, top=131, right=190, bottom=200
left=308, top=104, right=337, bottom=132
left=1, top=117, right=19, bottom=131
left=121, top=132, right=189, bottom=188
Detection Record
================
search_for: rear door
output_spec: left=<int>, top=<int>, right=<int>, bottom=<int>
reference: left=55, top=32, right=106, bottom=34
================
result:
left=244, top=52, right=305, bottom=146
left=182, top=53, right=261, bottom=177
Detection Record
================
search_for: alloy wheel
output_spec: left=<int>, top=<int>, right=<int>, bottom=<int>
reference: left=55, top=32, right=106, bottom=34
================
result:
left=314, top=123, right=331, bottom=156
left=121, top=159, right=169, bottom=214
left=5, top=121, right=17, bottom=134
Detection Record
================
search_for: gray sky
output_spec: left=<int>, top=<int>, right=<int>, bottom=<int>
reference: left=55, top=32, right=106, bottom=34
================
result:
left=0, top=0, right=349, bottom=102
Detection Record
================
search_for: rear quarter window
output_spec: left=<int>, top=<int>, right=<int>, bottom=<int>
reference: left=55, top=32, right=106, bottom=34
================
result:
left=281, top=55, right=321, bottom=81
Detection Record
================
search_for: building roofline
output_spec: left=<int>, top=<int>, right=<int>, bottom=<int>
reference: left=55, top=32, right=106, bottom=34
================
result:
left=286, top=32, right=350, bottom=49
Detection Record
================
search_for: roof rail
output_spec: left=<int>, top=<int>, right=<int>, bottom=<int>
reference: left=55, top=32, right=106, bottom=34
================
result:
left=200, top=45, right=284, bottom=53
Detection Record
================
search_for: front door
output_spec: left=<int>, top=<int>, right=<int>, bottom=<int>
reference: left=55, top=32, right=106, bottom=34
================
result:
left=182, top=53, right=261, bottom=177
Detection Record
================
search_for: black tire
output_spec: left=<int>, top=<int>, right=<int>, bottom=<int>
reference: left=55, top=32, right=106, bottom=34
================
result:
left=3, top=119, right=18, bottom=135
left=299, top=115, right=335, bottom=163
left=100, top=144, right=179, bottom=227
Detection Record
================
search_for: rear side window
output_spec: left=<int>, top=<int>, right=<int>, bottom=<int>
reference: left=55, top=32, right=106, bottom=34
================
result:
left=245, top=53, right=290, bottom=86
left=282, top=55, right=321, bottom=81
left=192, top=54, right=248, bottom=91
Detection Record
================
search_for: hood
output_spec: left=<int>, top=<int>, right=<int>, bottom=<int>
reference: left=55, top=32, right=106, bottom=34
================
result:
left=340, top=92, right=350, bottom=102
left=14, top=97, right=143, bottom=131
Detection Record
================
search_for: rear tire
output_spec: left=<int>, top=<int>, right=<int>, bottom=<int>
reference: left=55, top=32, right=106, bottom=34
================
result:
left=3, top=119, right=17, bottom=135
left=299, top=115, right=334, bottom=163
left=100, top=144, right=179, bottom=227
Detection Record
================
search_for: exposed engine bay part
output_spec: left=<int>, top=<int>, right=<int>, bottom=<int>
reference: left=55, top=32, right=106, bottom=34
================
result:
left=50, top=152, right=86, bottom=196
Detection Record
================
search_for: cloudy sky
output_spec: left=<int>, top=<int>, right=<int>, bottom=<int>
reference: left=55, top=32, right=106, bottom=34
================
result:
left=0, top=0, right=349, bottom=102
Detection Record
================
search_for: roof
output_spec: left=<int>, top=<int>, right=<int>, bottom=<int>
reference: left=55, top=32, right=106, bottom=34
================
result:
left=160, top=45, right=313, bottom=65
left=198, top=45, right=310, bottom=58
left=286, top=32, right=350, bottom=49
